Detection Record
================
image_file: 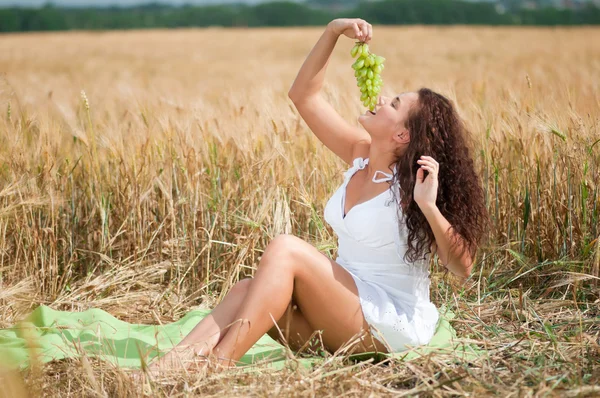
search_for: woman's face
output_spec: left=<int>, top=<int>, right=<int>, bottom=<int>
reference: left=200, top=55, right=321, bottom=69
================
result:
left=358, top=92, right=419, bottom=142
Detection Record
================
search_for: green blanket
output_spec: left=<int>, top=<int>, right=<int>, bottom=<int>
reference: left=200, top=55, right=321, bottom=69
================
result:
left=0, top=305, right=481, bottom=371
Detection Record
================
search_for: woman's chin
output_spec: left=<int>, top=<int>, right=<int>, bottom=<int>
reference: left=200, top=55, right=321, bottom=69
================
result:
left=358, top=114, right=373, bottom=127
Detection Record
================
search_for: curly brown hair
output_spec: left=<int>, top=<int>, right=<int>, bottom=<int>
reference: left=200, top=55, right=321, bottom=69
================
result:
left=388, top=88, right=488, bottom=264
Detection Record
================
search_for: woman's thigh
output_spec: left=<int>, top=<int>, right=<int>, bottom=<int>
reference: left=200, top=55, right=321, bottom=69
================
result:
left=261, top=234, right=389, bottom=354
left=267, top=303, right=323, bottom=353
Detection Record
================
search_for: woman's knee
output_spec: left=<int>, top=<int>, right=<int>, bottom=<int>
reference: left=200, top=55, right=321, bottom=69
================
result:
left=259, top=234, right=303, bottom=269
left=229, top=277, right=252, bottom=296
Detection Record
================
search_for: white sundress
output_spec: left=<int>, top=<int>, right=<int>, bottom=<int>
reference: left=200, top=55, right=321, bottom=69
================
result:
left=323, top=156, right=439, bottom=353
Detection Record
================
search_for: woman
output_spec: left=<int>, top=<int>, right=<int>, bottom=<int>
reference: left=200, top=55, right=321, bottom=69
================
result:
left=149, top=18, right=488, bottom=372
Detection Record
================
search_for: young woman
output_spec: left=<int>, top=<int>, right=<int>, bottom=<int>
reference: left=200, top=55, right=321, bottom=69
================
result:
left=149, top=18, right=488, bottom=373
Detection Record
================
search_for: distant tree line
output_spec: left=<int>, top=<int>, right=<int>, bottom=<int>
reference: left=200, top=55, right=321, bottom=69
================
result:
left=0, top=0, right=599, bottom=32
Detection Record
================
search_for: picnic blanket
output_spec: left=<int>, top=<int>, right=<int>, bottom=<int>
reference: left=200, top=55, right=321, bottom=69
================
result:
left=0, top=305, right=482, bottom=371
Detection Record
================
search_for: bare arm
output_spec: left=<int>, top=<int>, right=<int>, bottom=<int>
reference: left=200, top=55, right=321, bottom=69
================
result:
left=423, top=206, right=474, bottom=278
left=416, top=156, right=474, bottom=279
left=288, top=20, right=373, bottom=166
left=288, top=24, right=340, bottom=100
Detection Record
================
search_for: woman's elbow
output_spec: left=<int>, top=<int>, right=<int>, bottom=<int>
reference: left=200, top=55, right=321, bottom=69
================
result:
left=462, top=263, right=473, bottom=278
left=460, top=257, right=474, bottom=278
left=451, top=258, right=473, bottom=279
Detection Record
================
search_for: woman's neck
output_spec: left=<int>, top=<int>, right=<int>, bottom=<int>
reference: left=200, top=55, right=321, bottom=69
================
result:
left=366, top=144, right=399, bottom=180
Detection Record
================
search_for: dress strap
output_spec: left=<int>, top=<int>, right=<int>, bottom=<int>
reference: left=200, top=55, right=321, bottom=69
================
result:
left=344, top=157, right=397, bottom=184
left=372, top=169, right=393, bottom=183
left=343, top=157, right=367, bottom=180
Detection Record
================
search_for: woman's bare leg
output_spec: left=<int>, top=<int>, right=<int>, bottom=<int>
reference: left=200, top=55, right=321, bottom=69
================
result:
left=149, top=276, right=319, bottom=373
left=150, top=278, right=253, bottom=370
left=210, top=234, right=388, bottom=368
left=267, top=301, right=323, bottom=353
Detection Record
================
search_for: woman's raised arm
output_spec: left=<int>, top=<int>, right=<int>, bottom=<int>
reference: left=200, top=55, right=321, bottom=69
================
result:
left=289, top=19, right=370, bottom=99
left=288, top=19, right=373, bottom=166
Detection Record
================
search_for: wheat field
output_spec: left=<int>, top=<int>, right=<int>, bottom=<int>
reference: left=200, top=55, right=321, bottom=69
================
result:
left=0, top=26, right=599, bottom=396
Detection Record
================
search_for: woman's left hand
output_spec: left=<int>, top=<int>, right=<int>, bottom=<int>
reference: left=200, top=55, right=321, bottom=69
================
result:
left=414, top=155, right=439, bottom=210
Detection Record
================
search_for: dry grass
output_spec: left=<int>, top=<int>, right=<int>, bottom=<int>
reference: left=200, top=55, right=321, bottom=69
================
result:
left=0, top=26, right=599, bottom=396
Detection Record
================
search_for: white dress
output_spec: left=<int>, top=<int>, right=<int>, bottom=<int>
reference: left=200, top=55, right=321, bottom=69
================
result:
left=323, top=156, right=439, bottom=352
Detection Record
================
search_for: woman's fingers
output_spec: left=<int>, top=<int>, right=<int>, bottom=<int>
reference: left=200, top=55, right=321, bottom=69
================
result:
left=416, top=166, right=425, bottom=182
left=351, top=22, right=360, bottom=38
left=417, top=159, right=436, bottom=169
left=367, top=23, right=373, bottom=42
left=361, top=22, right=369, bottom=39
left=417, top=159, right=438, bottom=170
left=421, top=155, right=439, bottom=166
left=419, top=165, right=436, bottom=175
left=416, top=157, right=439, bottom=180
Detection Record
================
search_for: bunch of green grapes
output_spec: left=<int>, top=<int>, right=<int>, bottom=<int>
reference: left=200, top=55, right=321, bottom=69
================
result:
left=351, top=42, right=385, bottom=111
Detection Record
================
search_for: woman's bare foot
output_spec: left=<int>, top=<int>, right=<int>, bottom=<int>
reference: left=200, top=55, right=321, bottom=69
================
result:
left=143, top=344, right=212, bottom=378
left=198, top=352, right=237, bottom=373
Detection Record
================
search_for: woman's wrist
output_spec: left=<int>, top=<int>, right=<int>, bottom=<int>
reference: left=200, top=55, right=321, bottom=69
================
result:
left=326, top=21, right=340, bottom=37
left=418, top=202, right=439, bottom=218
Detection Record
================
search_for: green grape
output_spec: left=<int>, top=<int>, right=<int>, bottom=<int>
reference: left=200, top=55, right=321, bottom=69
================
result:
left=361, top=44, right=369, bottom=57
left=351, top=41, right=386, bottom=110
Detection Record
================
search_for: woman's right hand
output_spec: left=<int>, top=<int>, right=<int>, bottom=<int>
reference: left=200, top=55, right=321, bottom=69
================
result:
left=327, top=18, right=372, bottom=43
